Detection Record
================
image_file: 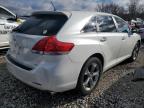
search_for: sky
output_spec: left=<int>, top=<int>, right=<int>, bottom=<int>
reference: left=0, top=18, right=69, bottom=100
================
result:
left=0, top=0, right=143, bottom=16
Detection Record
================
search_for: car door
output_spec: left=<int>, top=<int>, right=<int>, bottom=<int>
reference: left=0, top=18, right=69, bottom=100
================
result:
left=114, top=16, right=134, bottom=58
left=0, top=7, right=18, bottom=47
left=96, top=15, right=122, bottom=69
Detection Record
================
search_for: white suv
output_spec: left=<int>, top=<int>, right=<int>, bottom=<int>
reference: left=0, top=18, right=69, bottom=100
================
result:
left=6, top=11, right=141, bottom=95
left=0, top=6, right=21, bottom=49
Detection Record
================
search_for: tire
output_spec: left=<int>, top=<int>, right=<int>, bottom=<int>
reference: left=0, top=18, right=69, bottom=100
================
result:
left=129, top=42, right=140, bottom=62
left=76, top=57, right=102, bottom=95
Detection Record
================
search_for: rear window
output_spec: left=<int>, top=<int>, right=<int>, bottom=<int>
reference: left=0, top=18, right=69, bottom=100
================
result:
left=13, top=14, right=68, bottom=36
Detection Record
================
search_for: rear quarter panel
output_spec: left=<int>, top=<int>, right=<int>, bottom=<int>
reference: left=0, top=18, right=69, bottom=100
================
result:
left=57, top=32, right=104, bottom=68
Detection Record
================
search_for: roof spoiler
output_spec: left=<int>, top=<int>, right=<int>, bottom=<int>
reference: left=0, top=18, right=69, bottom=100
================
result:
left=32, top=11, right=66, bottom=16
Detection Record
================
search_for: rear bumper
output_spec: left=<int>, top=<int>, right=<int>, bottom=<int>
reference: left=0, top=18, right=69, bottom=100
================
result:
left=5, top=54, right=82, bottom=92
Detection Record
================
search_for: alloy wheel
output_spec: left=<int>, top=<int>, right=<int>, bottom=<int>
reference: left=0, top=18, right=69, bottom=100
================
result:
left=82, top=62, right=100, bottom=91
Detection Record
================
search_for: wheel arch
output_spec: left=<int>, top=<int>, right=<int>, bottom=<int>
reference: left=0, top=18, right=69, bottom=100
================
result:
left=77, top=53, right=104, bottom=82
left=79, top=53, right=104, bottom=74
left=89, top=53, right=104, bottom=68
left=76, top=53, right=104, bottom=92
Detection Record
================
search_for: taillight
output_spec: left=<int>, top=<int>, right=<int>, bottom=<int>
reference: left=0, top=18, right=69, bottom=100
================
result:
left=32, top=36, right=74, bottom=54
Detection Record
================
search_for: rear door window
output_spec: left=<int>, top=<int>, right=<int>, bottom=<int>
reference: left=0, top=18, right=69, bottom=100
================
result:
left=13, top=14, right=68, bottom=36
left=97, top=16, right=117, bottom=32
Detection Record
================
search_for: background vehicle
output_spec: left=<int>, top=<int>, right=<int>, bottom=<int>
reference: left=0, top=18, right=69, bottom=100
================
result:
left=139, top=28, right=144, bottom=41
left=0, top=5, right=23, bottom=49
left=130, top=19, right=144, bottom=41
left=6, top=11, right=141, bottom=95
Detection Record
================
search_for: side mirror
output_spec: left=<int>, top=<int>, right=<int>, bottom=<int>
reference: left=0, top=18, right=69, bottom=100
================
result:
left=131, top=29, right=139, bottom=33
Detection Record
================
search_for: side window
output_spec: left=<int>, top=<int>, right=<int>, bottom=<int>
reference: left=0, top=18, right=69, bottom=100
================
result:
left=0, top=7, right=14, bottom=19
left=114, top=17, right=130, bottom=33
left=82, top=17, right=97, bottom=33
left=97, top=16, right=117, bottom=32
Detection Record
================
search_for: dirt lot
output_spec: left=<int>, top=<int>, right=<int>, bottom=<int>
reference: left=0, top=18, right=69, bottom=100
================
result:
left=0, top=45, right=144, bottom=108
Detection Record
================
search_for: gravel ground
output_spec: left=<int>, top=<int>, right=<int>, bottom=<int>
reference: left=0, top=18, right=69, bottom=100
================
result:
left=0, top=45, right=144, bottom=108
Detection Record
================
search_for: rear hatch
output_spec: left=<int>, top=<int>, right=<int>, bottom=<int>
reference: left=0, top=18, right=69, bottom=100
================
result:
left=8, top=12, right=69, bottom=68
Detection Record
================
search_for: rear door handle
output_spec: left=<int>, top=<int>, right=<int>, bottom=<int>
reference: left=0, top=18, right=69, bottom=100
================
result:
left=100, top=37, right=107, bottom=42
left=122, top=36, right=126, bottom=40
left=0, top=23, right=5, bottom=25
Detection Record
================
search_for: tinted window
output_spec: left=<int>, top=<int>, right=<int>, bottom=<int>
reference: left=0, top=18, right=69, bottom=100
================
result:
left=97, top=16, right=117, bottom=32
left=0, top=7, right=14, bottom=19
left=82, top=17, right=97, bottom=32
left=13, top=15, right=68, bottom=36
left=114, top=17, right=130, bottom=33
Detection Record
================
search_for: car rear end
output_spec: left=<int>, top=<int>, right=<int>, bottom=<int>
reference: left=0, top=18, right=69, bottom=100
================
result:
left=6, top=11, right=81, bottom=92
